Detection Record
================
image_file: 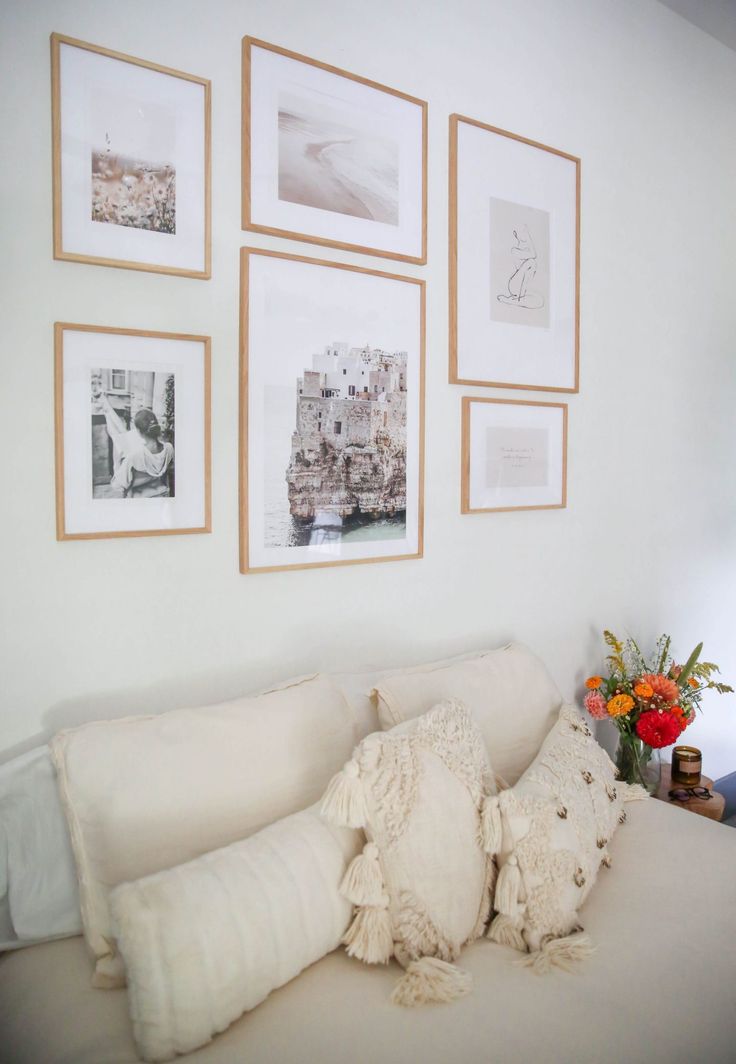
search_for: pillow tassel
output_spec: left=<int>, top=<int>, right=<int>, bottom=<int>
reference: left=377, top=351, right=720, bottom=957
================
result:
left=487, top=912, right=526, bottom=953
left=515, top=932, right=596, bottom=975
left=342, top=895, right=393, bottom=964
left=494, top=855, right=521, bottom=917
left=340, top=842, right=385, bottom=906
left=479, top=795, right=503, bottom=855
left=320, top=759, right=368, bottom=828
left=390, top=956, right=473, bottom=1007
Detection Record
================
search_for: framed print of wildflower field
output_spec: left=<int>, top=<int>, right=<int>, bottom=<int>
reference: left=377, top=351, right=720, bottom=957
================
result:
left=55, top=322, right=211, bottom=540
left=449, top=115, right=580, bottom=391
left=51, top=34, right=211, bottom=278
left=243, top=37, right=427, bottom=263
left=461, top=396, right=567, bottom=514
left=240, top=247, right=425, bottom=574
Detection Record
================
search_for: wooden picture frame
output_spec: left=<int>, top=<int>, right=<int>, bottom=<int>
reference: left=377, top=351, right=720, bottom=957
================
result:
left=55, top=323, right=211, bottom=539
left=51, top=33, right=211, bottom=278
left=450, top=114, right=580, bottom=392
left=240, top=247, right=425, bottom=573
left=461, top=396, right=568, bottom=514
left=242, top=37, right=427, bottom=264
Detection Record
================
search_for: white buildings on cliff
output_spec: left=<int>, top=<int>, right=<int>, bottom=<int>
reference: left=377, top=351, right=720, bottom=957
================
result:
left=286, top=343, right=408, bottom=522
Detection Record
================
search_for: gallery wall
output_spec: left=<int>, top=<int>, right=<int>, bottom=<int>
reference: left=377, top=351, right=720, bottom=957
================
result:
left=1, top=0, right=735, bottom=777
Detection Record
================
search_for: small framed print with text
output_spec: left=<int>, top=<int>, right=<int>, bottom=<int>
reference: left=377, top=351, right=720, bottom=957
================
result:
left=461, top=397, right=567, bottom=514
left=450, top=115, right=580, bottom=391
left=243, top=37, right=427, bottom=263
left=51, top=33, right=211, bottom=278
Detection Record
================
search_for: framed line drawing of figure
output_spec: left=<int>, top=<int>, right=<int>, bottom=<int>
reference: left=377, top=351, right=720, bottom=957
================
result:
left=51, top=33, right=211, bottom=277
left=55, top=323, right=211, bottom=539
left=461, top=396, right=568, bottom=514
left=240, top=247, right=425, bottom=573
left=243, top=37, right=427, bottom=263
left=450, top=115, right=580, bottom=392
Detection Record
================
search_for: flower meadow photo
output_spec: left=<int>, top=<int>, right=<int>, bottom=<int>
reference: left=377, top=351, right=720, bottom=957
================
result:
left=52, top=33, right=210, bottom=277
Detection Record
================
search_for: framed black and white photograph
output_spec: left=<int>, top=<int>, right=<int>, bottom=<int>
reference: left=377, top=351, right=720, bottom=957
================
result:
left=461, top=397, right=567, bottom=514
left=55, top=323, right=211, bottom=539
left=51, top=33, right=211, bottom=277
left=240, top=247, right=425, bottom=573
left=243, top=37, right=427, bottom=263
left=450, top=115, right=580, bottom=391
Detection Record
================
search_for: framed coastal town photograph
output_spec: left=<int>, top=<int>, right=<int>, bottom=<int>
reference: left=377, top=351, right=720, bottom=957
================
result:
left=242, top=37, right=427, bottom=263
left=51, top=33, right=211, bottom=277
left=450, top=114, right=580, bottom=391
left=461, top=397, right=567, bottom=514
left=55, top=323, right=211, bottom=539
left=240, top=247, right=425, bottom=573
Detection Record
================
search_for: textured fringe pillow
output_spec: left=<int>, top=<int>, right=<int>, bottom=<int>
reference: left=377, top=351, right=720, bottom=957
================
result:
left=321, top=698, right=496, bottom=1006
left=482, top=704, right=648, bottom=973
left=110, top=805, right=362, bottom=1063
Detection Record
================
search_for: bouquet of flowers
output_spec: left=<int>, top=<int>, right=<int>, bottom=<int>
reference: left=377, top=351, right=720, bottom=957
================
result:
left=583, top=631, right=732, bottom=791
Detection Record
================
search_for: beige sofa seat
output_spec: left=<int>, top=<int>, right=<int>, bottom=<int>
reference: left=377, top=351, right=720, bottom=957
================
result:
left=2, top=799, right=734, bottom=1064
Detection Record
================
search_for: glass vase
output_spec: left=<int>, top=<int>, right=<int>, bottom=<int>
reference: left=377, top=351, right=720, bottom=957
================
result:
left=614, top=733, right=661, bottom=794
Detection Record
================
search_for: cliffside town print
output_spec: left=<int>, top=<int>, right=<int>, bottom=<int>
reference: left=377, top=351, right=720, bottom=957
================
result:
left=267, top=342, right=408, bottom=548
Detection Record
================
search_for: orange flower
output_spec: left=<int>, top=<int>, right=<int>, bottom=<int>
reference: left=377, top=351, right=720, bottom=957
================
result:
left=607, top=694, right=635, bottom=718
left=634, top=681, right=654, bottom=699
left=640, top=673, right=680, bottom=704
left=670, top=706, right=688, bottom=733
left=687, top=677, right=699, bottom=689
left=585, top=676, right=603, bottom=690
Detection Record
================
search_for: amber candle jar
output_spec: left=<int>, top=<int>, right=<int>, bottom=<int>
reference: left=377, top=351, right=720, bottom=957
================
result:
left=672, top=746, right=702, bottom=786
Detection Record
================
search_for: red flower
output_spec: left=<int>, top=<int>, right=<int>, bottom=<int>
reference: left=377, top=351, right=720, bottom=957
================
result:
left=635, top=709, right=682, bottom=749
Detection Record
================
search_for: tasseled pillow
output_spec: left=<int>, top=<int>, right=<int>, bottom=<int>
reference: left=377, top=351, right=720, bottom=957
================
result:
left=321, top=698, right=496, bottom=1006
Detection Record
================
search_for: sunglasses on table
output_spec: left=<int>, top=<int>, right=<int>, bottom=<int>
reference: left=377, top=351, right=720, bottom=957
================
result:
left=668, top=786, right=712, bottom=802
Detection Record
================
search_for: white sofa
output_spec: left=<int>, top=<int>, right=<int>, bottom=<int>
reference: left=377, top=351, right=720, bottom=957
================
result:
left=1, top=644, right=735, bottom=1064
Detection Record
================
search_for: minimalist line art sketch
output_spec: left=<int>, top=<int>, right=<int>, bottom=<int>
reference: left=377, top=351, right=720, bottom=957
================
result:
left=489, top=197, right=550, bottom=329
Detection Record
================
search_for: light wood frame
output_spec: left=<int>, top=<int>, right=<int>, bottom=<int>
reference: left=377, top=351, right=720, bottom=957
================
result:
left=55, top=322, right=212, bottom=539
left=239, top=247, right=425, bottom=574
left=449, top=114, right=580, bottom=392
left=51, top=33, right=212, bottom=278
left=461, top=396, right=568, bottom=514
left=242, top=37, right=428, bottom=264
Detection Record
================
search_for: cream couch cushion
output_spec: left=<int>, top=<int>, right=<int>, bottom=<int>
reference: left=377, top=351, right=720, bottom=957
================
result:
left=50, top=674, right=357, bottom=987
left=374, top=643, right=562, bottom=784
left=110, top=805, right=361, bottom=1062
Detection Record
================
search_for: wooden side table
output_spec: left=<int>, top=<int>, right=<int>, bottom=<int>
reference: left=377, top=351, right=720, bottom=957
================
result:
left=656, top=763, right=725, bottom=822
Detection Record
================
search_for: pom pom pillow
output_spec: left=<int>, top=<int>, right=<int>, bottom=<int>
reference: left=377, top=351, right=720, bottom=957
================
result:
left=483, top=704, right=648, bottom=972
left=321, top=699, right=496, bottom=1005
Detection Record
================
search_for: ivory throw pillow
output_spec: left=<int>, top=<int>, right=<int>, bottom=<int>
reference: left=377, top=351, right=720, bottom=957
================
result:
left=483, top=704, right=648, bottom=971
left=321, top=699, right=496, bottom=1005
left=51, top=673, right=357, bottom=988
left=373, top=643, right=563, bottom=785
left=111, top=805, right=362, bottom=1063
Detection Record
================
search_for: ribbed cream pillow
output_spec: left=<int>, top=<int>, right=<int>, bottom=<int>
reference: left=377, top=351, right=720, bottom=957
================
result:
left=51, top=674, right=357, bottom=987
left=111, top=806, right=362, bottom=1062
left=483, top=704, right=648, bottom=971
left=373, top=643, right=563, bottom=785
left=321, top=699, right=496, bottom=1005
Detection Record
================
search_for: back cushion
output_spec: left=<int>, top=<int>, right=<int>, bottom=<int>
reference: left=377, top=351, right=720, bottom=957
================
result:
left=374, top=643, right=562, bottom=785
left=51, top=673, right=357, bottom=987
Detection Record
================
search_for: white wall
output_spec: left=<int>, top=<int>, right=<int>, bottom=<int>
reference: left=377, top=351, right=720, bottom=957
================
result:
left=1, top=0, right=735, bottom=777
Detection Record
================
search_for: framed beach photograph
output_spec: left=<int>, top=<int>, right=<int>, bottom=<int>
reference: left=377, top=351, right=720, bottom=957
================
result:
left=461, top=397, right=567, bottom=514
left=450, top=115, right=580, bottom=391
left=243, top=37, right=427, bottom=263
left=51, top=33, right=211, bottom=277
left=55, top=323, right=211, bottom=539
left=240, top=247, right=425, bottom=573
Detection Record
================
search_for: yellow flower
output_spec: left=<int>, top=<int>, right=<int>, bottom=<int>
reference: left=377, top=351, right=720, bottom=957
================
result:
left=585, top=676, right=603, bottom=690
left=634, top=681, right=654, bottom=699
left=607, top=694, right=635, bottom=718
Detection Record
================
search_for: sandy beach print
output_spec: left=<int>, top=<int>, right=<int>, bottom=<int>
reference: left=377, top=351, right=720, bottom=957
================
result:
left=278, top=91, right=399, bottom=224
